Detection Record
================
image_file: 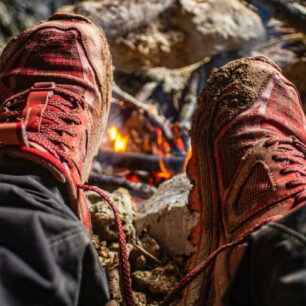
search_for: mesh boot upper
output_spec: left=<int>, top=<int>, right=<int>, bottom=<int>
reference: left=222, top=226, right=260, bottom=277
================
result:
left=0, top=13, right=113, bottom=232
left=185, top=56, right=306, bottom=305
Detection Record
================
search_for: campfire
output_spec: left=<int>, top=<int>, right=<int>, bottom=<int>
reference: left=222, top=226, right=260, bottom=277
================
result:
left=0, top=0, right=297, bottom=305
left=94, top=83, right=192, bottom=200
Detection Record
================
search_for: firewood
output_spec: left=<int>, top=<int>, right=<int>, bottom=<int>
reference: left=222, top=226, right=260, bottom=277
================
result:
left=179, top=67, right=205, bottom=150
left=88, top=172, right=156, bottom=199
left=96, top=150, right=186, bottom=174
left=135, top=82, right=159, bottom=102
left=112, top=83, right=181, bottom=152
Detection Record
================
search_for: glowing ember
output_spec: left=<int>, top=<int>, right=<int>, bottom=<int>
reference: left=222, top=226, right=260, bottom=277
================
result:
left=108, top=126, right=129, bottom=152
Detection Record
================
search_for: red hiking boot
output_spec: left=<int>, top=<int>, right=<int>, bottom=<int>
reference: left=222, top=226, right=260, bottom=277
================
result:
left=185, top=56, right=306, bottom=305
left=0, top=13, right=113, bottom=233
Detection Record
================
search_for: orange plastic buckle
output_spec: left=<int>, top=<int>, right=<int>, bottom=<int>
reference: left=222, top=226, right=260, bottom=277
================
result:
left=0, top=122, right=29, bottom=147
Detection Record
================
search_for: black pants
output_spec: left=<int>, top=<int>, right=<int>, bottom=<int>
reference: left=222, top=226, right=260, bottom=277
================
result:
left=1, top=160, right=306, bottom=306
left=224, top=203, right=306, bottom=306
left=0, top=161, right=109, bottom=306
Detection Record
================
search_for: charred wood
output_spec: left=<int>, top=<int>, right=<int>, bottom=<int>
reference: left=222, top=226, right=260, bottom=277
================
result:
left=112, top=83, right=181, bottom=153
left=96, top=150, right=186, bottom=174
left=89, top=172, right=156, bottom=199
left=179, top=67, right=205, bottom=150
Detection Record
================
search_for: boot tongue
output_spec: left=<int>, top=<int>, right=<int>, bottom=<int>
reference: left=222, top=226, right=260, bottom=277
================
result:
left=0, top=28, right=99, bottom=104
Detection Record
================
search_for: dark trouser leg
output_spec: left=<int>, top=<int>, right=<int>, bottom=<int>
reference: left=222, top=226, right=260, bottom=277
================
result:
left=0, top=160, right=109, bottom=306
left=223, top=204, right=306, bottom=306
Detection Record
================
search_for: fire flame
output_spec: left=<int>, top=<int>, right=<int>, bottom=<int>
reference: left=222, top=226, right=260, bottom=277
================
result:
left=108, top=126, right=129, bottom=152
left=155, top=128, right=172, bottom=179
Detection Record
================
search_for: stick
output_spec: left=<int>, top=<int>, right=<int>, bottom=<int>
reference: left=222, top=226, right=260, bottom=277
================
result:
left=88, top=172, right=156, bottom=199
left=179, top=68, right=204, bottom=150
left=113, top=83, right=166, bottom=126
left=135, top=81, right=159, bottom=101
left=133, top=238, right=162, bottom=264
left=112, top=83, right=181, bottom=152
left=96, top=150, right=186, bottom=174
left=254, top=32, right=306, bottom=50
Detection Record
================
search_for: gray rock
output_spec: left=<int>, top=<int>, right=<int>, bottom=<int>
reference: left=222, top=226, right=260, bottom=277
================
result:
left=0, top=0, right=80, bottom=44
left=58, top=0, right=175, bottom=40
left=172, top=0, right=266, bottom=65
left=135, top=173, right=198, bottom=256
left=87, top=187, right=136, bottom=242
left=63, top=0, right=265, bottom=73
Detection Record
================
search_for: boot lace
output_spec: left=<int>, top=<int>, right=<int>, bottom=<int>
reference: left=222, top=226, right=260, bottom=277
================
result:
left=265, top=135, right=306, bottom=205
left=160, top=135, right=306, bottom=305
left=2, top=90, right=306, bottom=305
left=0, top=88, right=136, bottom=305
left=0, top=87, right=85, bottom=169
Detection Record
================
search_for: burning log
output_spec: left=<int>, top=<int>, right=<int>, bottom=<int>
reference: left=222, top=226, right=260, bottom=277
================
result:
left=112, top=83, right=182, bottom=152
left=247, top=0, right=306, bottom=33
left=88, top=172, right=156, bottom=199
left=96, top=150, right=186, bottom=174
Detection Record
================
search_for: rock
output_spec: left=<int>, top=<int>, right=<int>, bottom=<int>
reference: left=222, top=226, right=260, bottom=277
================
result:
left=58, top=0, right=175, bottom=40
left=141, top=234, right=160, bottom=259
left=0, top=0, right=79, bottom=44
left=169, top=0, right=266, bottom=66
left=135, top=173, right=198, bottom=256
left=66, top=0, right=265, bottom=73
left=133, top=291, right=147, bottom=306
left=132, top=261, right=182, bottom=295
left=135, top=255, right=147, bottom=270
left=86, top=187, right=136, bottom=242
left=109, top=17, right=186, bottom=73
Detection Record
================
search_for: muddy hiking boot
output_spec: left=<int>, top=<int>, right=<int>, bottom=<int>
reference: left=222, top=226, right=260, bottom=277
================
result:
left=0, top=13, right=113, bottom=233
left=184, top=56, right=306, bottom=305
left=0, top=13, right=137, bottom=305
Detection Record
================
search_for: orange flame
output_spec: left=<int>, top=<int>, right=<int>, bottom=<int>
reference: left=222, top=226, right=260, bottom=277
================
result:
left=108, top=126, right=129, bottom=152
left=158, top=159, right=171, bottom=179
left=183, top=147, right=192, bottom=172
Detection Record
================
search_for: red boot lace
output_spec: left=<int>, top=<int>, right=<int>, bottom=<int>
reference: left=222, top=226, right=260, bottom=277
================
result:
left=0, top=87, right=84, bottom=169
left=265, top=135, right=306, bottom=205
left=160, top=135, right=306, bottom=305
left=2, top=89, right=305, bottom=306
left=0, top=87, right=136, bottom=305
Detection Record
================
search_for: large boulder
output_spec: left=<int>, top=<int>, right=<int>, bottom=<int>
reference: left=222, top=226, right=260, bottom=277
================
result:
left=59, top=0, right=175, bottom=40
left=60, top=0, right=266, bottom=73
